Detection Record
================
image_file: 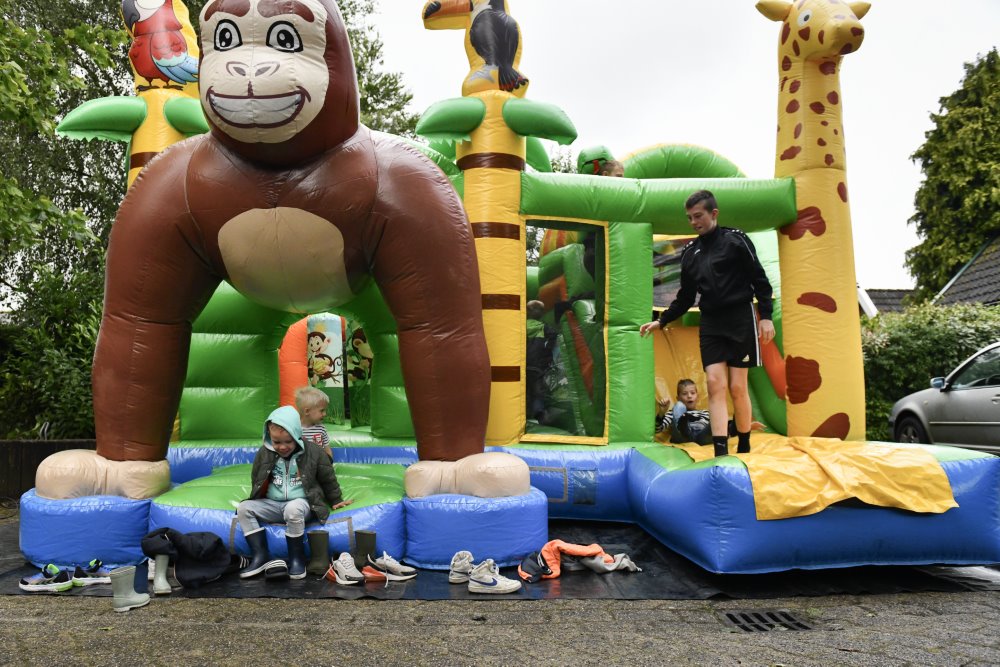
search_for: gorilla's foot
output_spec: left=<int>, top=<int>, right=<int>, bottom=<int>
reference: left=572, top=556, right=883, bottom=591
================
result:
left=35, top=449, right=171, bottom=500
left=405, top=452, right=530, bottom=499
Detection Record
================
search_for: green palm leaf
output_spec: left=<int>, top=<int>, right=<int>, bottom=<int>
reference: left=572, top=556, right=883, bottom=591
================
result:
left=164, top=97, right=210, bottom=136
left=415, top=97, right=486, bottom=141
left=56, top=96, right=146, bottom=142
left=502, top=98, right=577, bottom=145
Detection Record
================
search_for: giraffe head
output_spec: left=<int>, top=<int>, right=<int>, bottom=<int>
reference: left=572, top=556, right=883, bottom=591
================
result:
left=757, top=0, right=869, bottom=61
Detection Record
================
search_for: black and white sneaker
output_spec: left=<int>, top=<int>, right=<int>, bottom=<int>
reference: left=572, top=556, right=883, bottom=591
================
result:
left=19, top=564, right=73, bottom=593
left=72, top=559, right=112, bottom=586
left=368, top=551, right=417, bottom=581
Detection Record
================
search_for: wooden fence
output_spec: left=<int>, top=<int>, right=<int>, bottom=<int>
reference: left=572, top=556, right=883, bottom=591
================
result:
left=0, top=441, right=96, bottom=499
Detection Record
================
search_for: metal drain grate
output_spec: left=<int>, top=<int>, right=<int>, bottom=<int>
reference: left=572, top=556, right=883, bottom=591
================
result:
left=721, top=609, right=814, bottom=633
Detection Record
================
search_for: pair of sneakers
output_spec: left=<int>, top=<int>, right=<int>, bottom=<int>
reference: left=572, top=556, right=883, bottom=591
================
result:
left=18, top=560, right=112, bottom=592
left=449, top=551, right=522, bottom=594
left=326, top=551, right=417, bottom=585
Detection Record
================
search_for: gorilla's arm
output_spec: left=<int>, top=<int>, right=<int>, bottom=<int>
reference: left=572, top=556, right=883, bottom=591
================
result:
left=94, top=141, right=221, bottom=462
left=365, top=136, right=490, bottom=461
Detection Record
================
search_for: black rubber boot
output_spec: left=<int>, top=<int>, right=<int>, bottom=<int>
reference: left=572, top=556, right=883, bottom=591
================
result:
left=354, top=530, right=377, bottom=570
left=736, top=431, right=751, bottom=454
left=240, top=530, right=275, bottom=579
left=713, top=436, right=728, bottom=458
left=286, top=534, right=307, bottom=580
left=306, top=531, right=330, bottom=576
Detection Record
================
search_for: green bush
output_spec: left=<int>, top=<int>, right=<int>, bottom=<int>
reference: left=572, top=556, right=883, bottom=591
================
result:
left=862, top=303, right=1000, bottom=441
left=0, top=268, right=102, bottom=439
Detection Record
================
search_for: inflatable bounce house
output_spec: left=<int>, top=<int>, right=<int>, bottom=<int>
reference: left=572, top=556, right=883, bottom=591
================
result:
left=19, top=0, right=1000, bottom=576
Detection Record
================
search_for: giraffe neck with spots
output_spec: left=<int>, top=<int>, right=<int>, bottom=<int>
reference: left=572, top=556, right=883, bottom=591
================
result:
left=775, top=56, right=847, bottom=178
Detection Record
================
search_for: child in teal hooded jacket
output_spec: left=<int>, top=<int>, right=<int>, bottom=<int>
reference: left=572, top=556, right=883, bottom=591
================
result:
left=236, top=406, right=351, bottom=580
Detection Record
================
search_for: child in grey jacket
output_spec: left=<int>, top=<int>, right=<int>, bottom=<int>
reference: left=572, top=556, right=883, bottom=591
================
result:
left=236, top=405, right=351, bottom=580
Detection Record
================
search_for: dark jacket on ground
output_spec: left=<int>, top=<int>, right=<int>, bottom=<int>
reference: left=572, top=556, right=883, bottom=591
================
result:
left=141, top=527, right=231, bottom=589
left=658, top=225, right=773, bottom=326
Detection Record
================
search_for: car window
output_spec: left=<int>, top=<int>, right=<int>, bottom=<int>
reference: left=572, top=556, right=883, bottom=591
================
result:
left=951, top=347, right=1000, bottom=389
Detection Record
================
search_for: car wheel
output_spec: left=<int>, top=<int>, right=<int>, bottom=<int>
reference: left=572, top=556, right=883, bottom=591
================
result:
left=895, top=415, right=929, bottom=444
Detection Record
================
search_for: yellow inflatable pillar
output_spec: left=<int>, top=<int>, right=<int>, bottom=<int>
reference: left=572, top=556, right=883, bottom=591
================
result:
left=424, top=0, right=530, bottom=445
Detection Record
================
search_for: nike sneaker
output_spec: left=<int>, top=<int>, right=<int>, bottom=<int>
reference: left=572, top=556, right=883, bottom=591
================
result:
left=468, top=559, right=521, bottom=594
left=448, top=550, right=474, bottom=584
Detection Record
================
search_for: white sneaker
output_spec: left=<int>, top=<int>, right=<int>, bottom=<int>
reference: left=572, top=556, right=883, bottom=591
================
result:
left=328, top=552, right=365, bottom=585
left=449, top=550, right=474, bottom=584
left=368, top=551, right=417, bottom=581
left=467, top=559, right=521, bottom=595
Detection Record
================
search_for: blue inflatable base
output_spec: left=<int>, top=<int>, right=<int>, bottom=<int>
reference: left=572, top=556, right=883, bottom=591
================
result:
left=404, top=488, right=548, bottom=569
left=20, top=490, right=150, bottom=569
left=22, top=440, right=1000, bottom=576
left=628, top=448, right=1000, bottom=573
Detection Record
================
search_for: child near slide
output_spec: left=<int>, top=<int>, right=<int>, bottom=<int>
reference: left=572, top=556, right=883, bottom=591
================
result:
left=656, top=379, right=763, bottom=446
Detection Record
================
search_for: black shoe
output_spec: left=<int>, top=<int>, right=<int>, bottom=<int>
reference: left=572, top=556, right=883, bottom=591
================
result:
left=286, top=534, right=307, bottom=580
left=240, top=530, right=278, bottom=579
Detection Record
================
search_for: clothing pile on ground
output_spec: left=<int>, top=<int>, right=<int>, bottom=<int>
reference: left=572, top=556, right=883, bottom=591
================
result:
left=518, top=539, right=641, bottom=583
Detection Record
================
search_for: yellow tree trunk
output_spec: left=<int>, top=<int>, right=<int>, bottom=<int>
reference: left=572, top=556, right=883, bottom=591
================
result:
left=455, top=90, right=527, bottom=445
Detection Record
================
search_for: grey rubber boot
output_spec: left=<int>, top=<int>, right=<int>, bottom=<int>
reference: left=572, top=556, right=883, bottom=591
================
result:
left=306, top=531, right=330, bottom=576
left=152, top=554, right=171, bottom=595
left=111, top=566, right=150, bottom=612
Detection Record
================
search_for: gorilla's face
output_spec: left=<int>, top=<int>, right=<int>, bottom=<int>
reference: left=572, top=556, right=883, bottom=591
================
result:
left=199, top=0, right=330, bottom=144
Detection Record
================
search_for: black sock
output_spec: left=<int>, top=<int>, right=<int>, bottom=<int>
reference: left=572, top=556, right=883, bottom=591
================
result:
left=713, top=436, right=728, bottom=457
left=737, top=431, right=751, bottom=454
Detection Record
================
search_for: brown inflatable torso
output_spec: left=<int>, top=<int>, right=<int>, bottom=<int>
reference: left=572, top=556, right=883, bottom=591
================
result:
left=184, top=128, right=378, bottom=313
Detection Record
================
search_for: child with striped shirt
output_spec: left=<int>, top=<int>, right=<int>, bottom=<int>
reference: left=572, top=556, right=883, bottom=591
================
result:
left=296, top=387, right=333, bottom=460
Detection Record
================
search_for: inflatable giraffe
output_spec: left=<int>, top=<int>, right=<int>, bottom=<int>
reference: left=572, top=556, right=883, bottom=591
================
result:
left=757, top=0, right=870, bottom=440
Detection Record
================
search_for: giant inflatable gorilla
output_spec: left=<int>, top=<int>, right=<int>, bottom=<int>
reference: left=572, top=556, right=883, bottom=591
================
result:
left=37, top=0, right=528, bottom=499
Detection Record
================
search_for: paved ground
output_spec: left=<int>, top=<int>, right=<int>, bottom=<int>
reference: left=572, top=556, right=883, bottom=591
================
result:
left=3, top=504, right=1000, bottom=666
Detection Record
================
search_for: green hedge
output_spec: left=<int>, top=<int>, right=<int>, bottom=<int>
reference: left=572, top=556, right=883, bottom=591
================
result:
left=862, top=303, right=1000, bottom=440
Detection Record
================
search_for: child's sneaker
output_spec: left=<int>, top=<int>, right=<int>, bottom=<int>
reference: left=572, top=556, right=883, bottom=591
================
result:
left=368, top=551, right=417, bottom=581
left=327, top=552, right=365, bottom=585
left=72, top=559, right=112, bottom=586
left=468, top=559, right=522, bottom=595
left=448, top=550, right=475, bottom=584
left=19, top=564, right=73, bottom=593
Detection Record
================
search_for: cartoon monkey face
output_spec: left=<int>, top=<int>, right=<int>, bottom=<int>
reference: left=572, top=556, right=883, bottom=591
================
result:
left=199, top=0, right=330, bottom=144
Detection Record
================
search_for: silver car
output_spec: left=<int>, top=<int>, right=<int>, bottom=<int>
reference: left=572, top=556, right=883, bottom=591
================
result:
left=890, top=341, right=1000, bottom=450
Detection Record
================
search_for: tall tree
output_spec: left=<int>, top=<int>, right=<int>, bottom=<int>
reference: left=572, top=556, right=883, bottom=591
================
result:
left=906, top=49, right=1000, bottom=302
left=0, top=1, right=124, bottom=438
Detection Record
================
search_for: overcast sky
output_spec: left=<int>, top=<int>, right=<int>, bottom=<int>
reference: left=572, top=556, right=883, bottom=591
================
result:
left=372, top=1, right=999, bottom=289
